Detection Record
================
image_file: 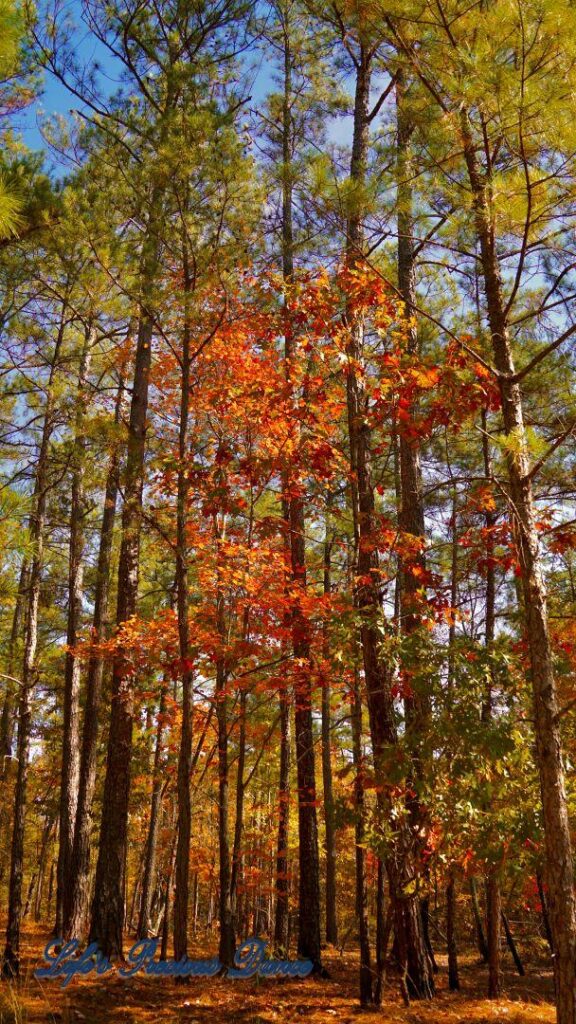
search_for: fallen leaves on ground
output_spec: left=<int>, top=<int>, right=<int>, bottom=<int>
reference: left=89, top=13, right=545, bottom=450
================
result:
left=0, top=925, right=556, bottom=1024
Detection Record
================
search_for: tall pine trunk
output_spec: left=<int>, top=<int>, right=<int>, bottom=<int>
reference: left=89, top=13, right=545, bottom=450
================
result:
left=66, top=372, right=124, bottom=939
left=345, top=45, right=434, bottom=1003
left=215, top=616, right=235, bottom=966
left=2, top=315, right=65, bottom=977
left=56, top=330, right=92, bottom=935
left=173, top=232, right=194, bottom=964
left=273, top=683, right=291, bottom=952
left=280, top=12, right=322, bottom=970
left=90, top=204, right=161, bottom=957
left=446, top=489, right=460, bottom=992
left=231, top=687, right=247, bottom=918
left=138, top=679, right=168, bottom=938
left=350, top=667, right=373, bottom=1006
left=446, top=874, right=460, bottom=991
left=480, top=408, right=502, bottom=998
left=462, top=110, right=576, bottom=1023
left=0, top=560, right=28, bottom=767
left=322, top=498, right=338, bottom=946
left=395, top=67, right=434, bottom=981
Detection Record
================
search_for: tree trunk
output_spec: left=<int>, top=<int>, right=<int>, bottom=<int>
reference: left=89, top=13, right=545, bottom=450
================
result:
left=480, top=408, right=502, bottom=999
left=375, top=864, right=391, bottom=1005
left=447, top=874, right=460, bottom=991
left=173, top=231, right=194, bottom=965
left=537, top=870, right=554, bottom=955
left=470, top=877, right=489, bottom=962
left=274, top=683, right=291, bottom=953
left=0, top=559, right=28, bottom=767
left=66, top=372, right=124, bottom=939
left=56, top=331, right=92, bottom=936
left=396, top=67, right=436, bottom=984
left=2, top=315, right=64, bottom=977
left=486, top=874, right=501, bottom=997
left=396, top=67, right=426, bottom=628
left=350, top=668, right=373, bottom=1007
left=446, top=494, right=460, bottom=992
left=90, top=204, right=160, bottom=958
left=47, top=860, right=55, bottom=920
left=279, top=12, right=322, bottom=972
left=292, top=563, right=322, bottom=970
left=161, top=833, right=177, bottom=961
left=501, top=910, right=524, bottom=976
left=34, top=816, right=54, bottom=923
left=230, top=687, right=247, bottom=918
left=322, top=497, right=338, bottom=946
left=216, top=647, right=235, bottom=966
left=138, top=681, right=168, bottom=938
left=345, top=44, right=434, bottom=1003
left=461, top=114, right=576, bottom=1013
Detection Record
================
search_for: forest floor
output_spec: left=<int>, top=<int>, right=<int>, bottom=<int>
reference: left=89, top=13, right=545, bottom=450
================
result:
left=0, top=924, right=556, bottom=1024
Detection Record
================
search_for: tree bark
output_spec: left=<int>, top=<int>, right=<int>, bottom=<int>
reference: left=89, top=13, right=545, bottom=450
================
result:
left=396, top=67, right=436, bottom=983
left=322, top=496, right=338, bottom=946
left=90, top=203, right=161, bottom=958
left=161, top=832, right=177, bottom=961
left=501, top=910, right=524, bottom=976
left=537, top=870, right=554, bottom=955
left=273, top=682, right=291, bottom=952
left=350, top=668, right=373, bottom=1007
left=2, top=314, right=64, bottom=977
left=470, top=876, right=489, bottom=962
left=138, top=681, right=168, bottom=938
left=447, top=874, right=460, bottom=991
left=66, top=372, right=124, bottom=939
left=0, top=560, right=28, bottom=767
left=345, top=43, right=434, bottom=1003
left=173, top=230, right=194, bottom=965
left=461, top=112, right=576, bottom=1018
left=486, top=874, right=501, bottom=997
left=56, top=330, right=92, bottom=936
left=34, top=815, right=54, bottom=923
left=216, top=641, right=235, bottom=966
left=446, top=492, right=460, bottom=992
left=279, top=13, right=322, bottom=971
left=481, top=407, right=502, bottom=999
left=230, top=687, right=247, bottom=918
left=374, top=861, right=390, bottom=1005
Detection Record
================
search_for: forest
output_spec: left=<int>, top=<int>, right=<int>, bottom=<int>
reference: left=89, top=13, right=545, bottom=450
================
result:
left=1, top=0, right=576, bottom=1022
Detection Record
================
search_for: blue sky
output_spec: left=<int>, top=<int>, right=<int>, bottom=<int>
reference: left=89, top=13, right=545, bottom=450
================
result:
left=16, top=1, right=271, bottom=153
left=15, top=3, right=354, bottom=176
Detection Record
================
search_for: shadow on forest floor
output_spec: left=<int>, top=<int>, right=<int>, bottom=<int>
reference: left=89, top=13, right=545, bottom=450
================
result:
left=0, top=923, right=556, bottom=1024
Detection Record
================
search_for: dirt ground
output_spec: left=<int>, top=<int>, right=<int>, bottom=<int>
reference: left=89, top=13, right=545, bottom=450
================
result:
left=0, top=924, right=557, bottom=1024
